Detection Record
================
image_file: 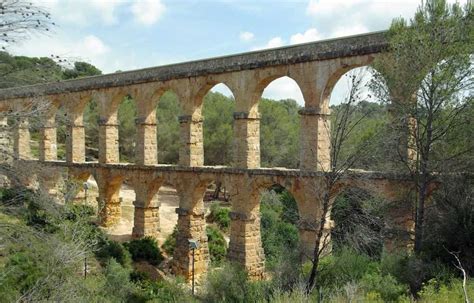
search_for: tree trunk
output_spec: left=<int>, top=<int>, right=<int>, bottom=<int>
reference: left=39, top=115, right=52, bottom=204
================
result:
left=306, top=191, right=330, bottom=293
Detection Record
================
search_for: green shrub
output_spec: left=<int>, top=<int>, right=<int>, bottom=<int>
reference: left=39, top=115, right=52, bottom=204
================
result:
left=204, top=262, right=270, bottom=303
left=207, top=202, right=230, bottom=231
left=260, top=192, right=299, bottom=268
left=124, top=236, right=164, bottom=266
left=380, top=252, right=454, bottom=295
left=418, top=278, right=474, bottom=303
left=64, top=204, right=95, bottom=221
left=162, top=227, right=177, bottom=256
left=3, top=252, right=43, bottom=294
left=206, top=225, right=227, bottom=265
left=103, top=259, right=142, bottom=302
left=268, top=287, right=317, bottom=303
left=130, top=270, right=150, bottom=283
left=25, top=200, right=59, bottom=232
left=279, top=190, right=299, bottom=225
left=331, top=188, right=384, bottom=257
left=422, top=177, right=474, bottom=275
left=317, top=248, right=378, bottom=289
left=95, top=238, right=132, bottom=268
left=360, top=272, right=408, bottom=301
left=137, top=278, right=197, bottom=302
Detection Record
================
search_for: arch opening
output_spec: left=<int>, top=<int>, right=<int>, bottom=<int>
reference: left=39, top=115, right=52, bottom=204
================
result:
left=84, top=99, right=99, bottom=162
left=156, top=91, right=182, bottom=165
left=202, top=179, right=230, bottom=266
left=258, top=184, right=300, bottom=270
left=202, top=83, right=235, bottom=166
left=158, top=182, right=180, bottom=256
left=104, top=177, right=136, bottom=241
left=77, top=173, right=99, bottom=210
left=118, top=96, right=137, bottom=164
left=327, top=66, right=390, bottom=171
left=28, top=115, right=41, bottom=160
left=55, top=106, right=67, bottom=161
left=260, top=76, right=302, bottom=169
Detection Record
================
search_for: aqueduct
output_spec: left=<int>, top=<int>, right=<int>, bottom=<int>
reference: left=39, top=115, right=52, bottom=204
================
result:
left=0, top=31, right=414, bottom=280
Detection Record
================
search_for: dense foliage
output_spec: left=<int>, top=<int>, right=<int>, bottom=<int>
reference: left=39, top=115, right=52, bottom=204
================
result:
left=123, top=237, right=164, bottom=266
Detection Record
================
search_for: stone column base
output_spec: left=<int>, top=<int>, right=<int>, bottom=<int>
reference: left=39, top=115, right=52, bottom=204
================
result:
left=99, top=198, right=121, bottom=227
left=227, top=211, right=265, bottom=280
left=172, top=207, right=209, bottom=281
left=132, top=206, right=160, bottom=238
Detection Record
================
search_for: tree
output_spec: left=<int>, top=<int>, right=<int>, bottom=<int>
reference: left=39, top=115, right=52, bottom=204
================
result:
left=0, top=0, right=54, bottom=50
left=0, top=52, right=63, bottom=88
left=63, top=62, right=102, bottom=80
left=371, top=0, right=473, bottom=253
left=306, top=69, right=383, bottom=292
left=202, top=92, right=234, bottom=165
left=260, top=98, right=300, bottom=168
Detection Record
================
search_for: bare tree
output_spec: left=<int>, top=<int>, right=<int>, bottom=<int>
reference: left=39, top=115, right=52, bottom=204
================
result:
left=0, top=0, right=54, bottom=49
left=447, top=250, right=471, bottom=303
left=305, top=68, right=384, bottom=292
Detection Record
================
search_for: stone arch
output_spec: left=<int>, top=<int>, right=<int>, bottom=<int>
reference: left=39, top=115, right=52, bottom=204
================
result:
left=129, top=172, right=164, bottom=237
left=91, top=88, right=129, bottom=164
left=226, top=175, right=304, bottom=279
left=252, top=70, right=301, bottom=117
left=320, top=56, right=377, bottom=112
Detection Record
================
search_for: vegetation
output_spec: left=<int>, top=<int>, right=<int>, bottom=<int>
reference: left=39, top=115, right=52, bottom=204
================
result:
left=123, top=237, right=164, bottom=266
left=0, top=0, right=472, bottom=301
left=206, top=202, right=230, bottom=232
left=206, top=225, right=227, bottom=265
left=162, top=226, right=178, bottom=256
left=260, top=189, right=300, bottom=268
left=371, top=0, right=474, bottom=253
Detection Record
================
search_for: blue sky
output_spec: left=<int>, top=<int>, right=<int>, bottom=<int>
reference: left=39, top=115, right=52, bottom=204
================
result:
left=13, top=0, right=469, bottom=104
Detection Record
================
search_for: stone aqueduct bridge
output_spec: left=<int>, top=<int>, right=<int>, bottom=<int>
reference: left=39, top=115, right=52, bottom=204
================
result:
left=0, top=31, right=413, bottom=279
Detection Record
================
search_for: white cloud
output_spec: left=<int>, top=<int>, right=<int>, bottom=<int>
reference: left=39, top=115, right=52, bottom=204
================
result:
left=306, top=0, right=364, bottom=16
left=81, top=35, right=109, bottom=56
left=131, top=0, right=166, bottom=25
left=262, top=76, right=305, bottom=105
left=239, top=31, right=255, bottom=42
left=266, top=37, right=284, bottom=48
left=252, top=36, right=285, bottom=50
left=34, top=0, right=166, bottom=27
left=305, top=0, right=419, bottom=39
left=331, top=24, right=370, bottom=38
left=305, top=0, right=470, bottom=40
left=35, top=0, right=123, bottom=26
left=10, top=33, right=110, bottom=71
left=290, top=28, right=323, bottom=44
